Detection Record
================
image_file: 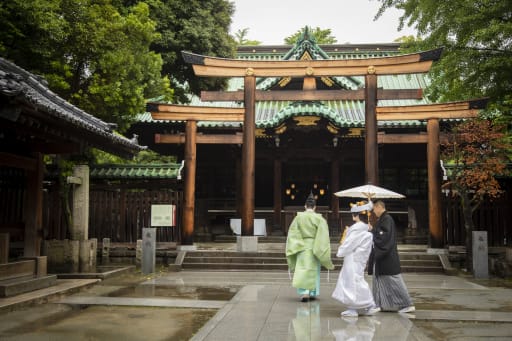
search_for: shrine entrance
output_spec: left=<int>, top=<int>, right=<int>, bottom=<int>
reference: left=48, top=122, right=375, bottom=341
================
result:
left=145, top=33, right=486, bottom=249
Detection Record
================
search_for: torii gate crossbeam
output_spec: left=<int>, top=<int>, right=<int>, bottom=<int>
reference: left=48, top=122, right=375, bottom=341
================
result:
left=182, top=48, right=443, bottom=241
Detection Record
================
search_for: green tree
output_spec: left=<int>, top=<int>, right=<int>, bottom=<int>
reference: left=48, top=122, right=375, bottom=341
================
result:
left=284, top=26, right=337, bottom=45
left=234, top=28, right=262, bottom=46
left=0, top=0, right=172, bottom=132
left=145, top=0, right=237, bottom=103
left=441, top=118, right=511, bottom=272
left=375, top=0, right=512, bottom=124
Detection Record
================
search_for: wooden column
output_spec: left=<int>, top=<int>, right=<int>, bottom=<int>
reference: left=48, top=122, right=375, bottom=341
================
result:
left=330, top=159, right=340, bottom=226
left=427, top=119, right=443, bottom=248
left=273, top=158, right=282, bottom=235
left=241, top=75, right=256, bottom=236
left=182, top=120, right=197, bottom=245
left=365, top=73, right=379, bottom=185
left=24, top=153, right=43, bottom=257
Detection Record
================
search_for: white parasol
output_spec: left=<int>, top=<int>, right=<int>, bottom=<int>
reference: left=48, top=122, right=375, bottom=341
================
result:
left=334, top=183, right=405, bottom=199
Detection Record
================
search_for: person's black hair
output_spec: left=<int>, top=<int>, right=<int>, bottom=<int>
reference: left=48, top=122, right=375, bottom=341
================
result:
left=356, top=212, right=369, bottom=224
left=305, top=192, right=316, bottom=208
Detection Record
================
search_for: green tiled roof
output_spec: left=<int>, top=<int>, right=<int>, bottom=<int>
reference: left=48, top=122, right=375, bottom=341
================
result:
left=141, top=32, right=431, bottom=129
left=90, top=164, right=182, bottom=180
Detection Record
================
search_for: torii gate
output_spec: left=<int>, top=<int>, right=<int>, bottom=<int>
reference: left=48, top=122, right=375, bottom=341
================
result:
left=376, top=99, right=487, bottom=248
left=147, top=104, right=244, bottom=247
left=182, top=48, right=443, bottom=238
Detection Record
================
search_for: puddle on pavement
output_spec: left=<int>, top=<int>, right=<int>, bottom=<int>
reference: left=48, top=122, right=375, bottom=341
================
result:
left=106, top=285, right=237, bottom=301
left=413, top=320, right=512, bottom=340
left=0, top=305, right=216, bottom=341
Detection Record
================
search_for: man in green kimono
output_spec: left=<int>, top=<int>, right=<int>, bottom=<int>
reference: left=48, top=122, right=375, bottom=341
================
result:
left=286, top=193, right=334, bottom=302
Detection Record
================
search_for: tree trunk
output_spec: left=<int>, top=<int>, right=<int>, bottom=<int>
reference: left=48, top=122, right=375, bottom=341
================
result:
left=461, top=192, right=474, bottom=272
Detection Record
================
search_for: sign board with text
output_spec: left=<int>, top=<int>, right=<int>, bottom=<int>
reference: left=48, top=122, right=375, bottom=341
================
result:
left=151, top=204, right=176, bottom=227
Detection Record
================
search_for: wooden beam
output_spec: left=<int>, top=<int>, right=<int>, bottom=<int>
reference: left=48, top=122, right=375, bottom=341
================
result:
left=182, top=48, right=443, bottom=77
left=365, top=74, right=378, bottom=185
left=378, top=134, right=429, bottom=144
left=376, top=98, right=488, bottom=117
left=147, top=103, right=244, bottom=121
left=200, top=88, right=423, bottom=102
left=377, top=98, right=488, bottom=114
left=427, top=119, right=443, bottom=248
left=377, top=109, right=479, bottom=120
left=241, top=75, right=256, bottom=236
left=155, top=133, right=242, bottom=144
left=0, top=152, right=37, bottom=171
left=181, top=121, right=196, bottom=245
left=378, top=133, right=449, bottom=144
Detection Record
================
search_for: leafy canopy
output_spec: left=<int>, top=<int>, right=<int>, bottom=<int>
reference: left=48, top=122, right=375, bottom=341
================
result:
left=442, top=118, right=510, bottom=218
left=0, top=0, right=173, bottom=132
left=145, top=0, right=237, bottom=103
left=285, top=26, right=337, bottom=45
left=234, top=28, right=262, bottom=46
left=375, top=0, right=512, bottom=123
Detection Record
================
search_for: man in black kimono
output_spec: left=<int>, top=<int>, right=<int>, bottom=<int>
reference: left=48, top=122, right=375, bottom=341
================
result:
left=368, top=200, right=415, bottom=313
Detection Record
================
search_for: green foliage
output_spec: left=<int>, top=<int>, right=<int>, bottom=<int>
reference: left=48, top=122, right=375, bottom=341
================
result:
left=146, top=0, right=237, bottom=103
left=284, top=26, right=337, bottom=45
left=441, top=118, right=510, bottom=269
left=375, top=0, right=512, bottom=121
left=442, top=119, right=510, bottom=213
left=92, top=148, right=177, bottom=164
left=0, top=0, right=173, bottom=132
left=234, top=28, right=262, bottom=46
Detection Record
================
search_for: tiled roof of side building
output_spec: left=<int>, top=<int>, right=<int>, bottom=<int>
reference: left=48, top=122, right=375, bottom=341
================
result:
left=0, top=57, right=145, bottom=156
left=90, top=164, right=182, bottom=180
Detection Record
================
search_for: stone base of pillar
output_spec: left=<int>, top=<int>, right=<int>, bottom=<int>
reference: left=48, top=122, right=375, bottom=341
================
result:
left=427, top=248, right=448, bottom=255
left=0, top=233, right=9, bottom=264
left=177, top=244, right=197, bottom=251
left=43, top=239, right=79, bottom=273
left=43, top=239, right=98, bottom=273
left=79, top=239, right=97, bottom=273
left=237, top=236, right=258, bottom=252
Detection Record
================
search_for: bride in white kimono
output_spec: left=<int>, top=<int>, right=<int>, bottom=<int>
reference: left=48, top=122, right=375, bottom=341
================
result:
left=332, top=201, right=380, bottom=317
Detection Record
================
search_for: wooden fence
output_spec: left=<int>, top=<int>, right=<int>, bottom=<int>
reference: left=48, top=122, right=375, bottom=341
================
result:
left=2, top=165, right=510, bottom=247
left=88, top=188, right=182, bottom=243
left=443, top=191, right=511, bottom=247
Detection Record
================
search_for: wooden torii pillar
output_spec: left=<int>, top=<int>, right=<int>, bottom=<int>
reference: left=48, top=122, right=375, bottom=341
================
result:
left=182, top=48, right=442, bottom=235
left=377, top=99, right=487, bottom=248
left=147, top=104, right=244, bottom=247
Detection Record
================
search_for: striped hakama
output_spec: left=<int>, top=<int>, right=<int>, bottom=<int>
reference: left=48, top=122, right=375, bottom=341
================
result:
left=372, top=274, right=413, bottom=311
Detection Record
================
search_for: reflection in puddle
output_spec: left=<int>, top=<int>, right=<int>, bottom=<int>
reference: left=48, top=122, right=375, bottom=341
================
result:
left=106, top=285, right=237, bottom=301
left=290, top=302, right=322, bottom=341
left=331, top=317, right=378, bottom=341
left=1, top=305, right=215, bottom=341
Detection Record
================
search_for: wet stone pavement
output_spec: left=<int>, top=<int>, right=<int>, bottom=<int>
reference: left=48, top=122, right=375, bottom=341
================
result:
left=0, top=256, right=512, bottom=340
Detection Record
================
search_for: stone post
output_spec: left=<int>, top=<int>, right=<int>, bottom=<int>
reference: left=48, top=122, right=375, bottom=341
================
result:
left=0, top=233, right=9, bottom=264
left=472, top=231, right=489, bottom=278
left=69, top=165, right=89, bottom=240
left=102, top=238, right=111, bottom=264
left=142, top=228, right=156, bottom=274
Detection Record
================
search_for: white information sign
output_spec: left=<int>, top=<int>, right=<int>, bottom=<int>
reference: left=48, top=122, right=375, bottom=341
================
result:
left=151, top=204, right=176, bottom=227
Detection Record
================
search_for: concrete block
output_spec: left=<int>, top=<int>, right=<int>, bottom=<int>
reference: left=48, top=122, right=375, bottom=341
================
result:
left=506, top=248, right=512, bottom=264
left=35, top=256, right=47, bottom=277
left=43, top=239, right=79, bottom=273
left=79, top=239, right=97, bottom=273
left=236, top=236, right=258, bottom=252
left=472, top=231, right=489, bottom=279
left=142, top=228, right=156, bottom=275
left=0, top=233, right=9, bottom=264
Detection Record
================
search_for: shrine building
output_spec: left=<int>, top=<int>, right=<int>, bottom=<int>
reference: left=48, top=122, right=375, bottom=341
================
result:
left=129, top=30, right=479, bottom=243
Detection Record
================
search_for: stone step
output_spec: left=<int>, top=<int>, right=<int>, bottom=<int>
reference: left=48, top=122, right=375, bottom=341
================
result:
left=181, top=250, right=444, bottom=272
left=0, top=275, right=57, bottom=297
left=181, top=262, right=443, bottom=273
